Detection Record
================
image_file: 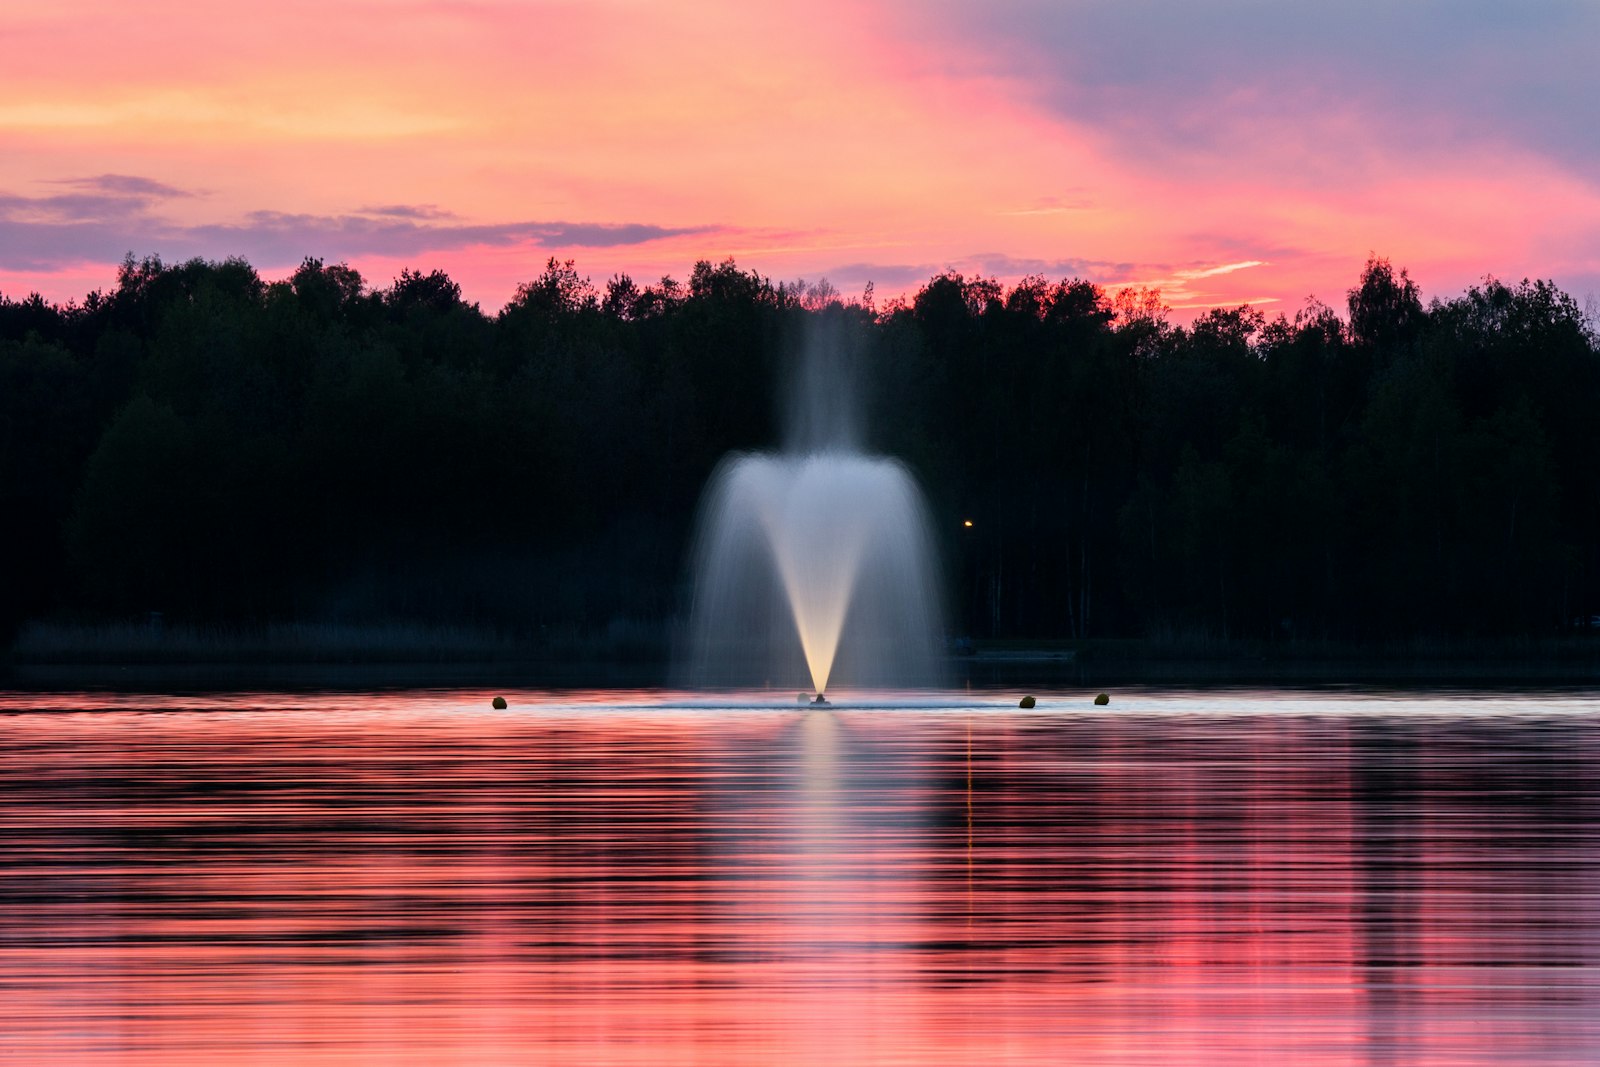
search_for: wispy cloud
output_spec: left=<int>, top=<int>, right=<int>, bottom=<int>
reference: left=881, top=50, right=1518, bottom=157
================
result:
left=0, top=193, right=150, bottom=224
left=50, top=174, right=195, bottom=199
left=0, top=179, right=723, bottom=271
left=967, top=253, right=1140, bottom=282
left=997, top=194, right=1096, bottom=217
left=357, top=203, right=457, bottom=221
left=819, top=253, right=1144, bottom=292
left=0, top=95, right=461, bottom=140
left=818, top=260, right=945, bottom=290
left=0, top=173, right=195, bottom=228
left=1168, top=296, right=1282, bottom=311
left=1173, top=260, right=1268, bottom=281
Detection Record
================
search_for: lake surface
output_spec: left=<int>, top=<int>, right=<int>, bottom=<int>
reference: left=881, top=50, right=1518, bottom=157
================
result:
left=2, top=687, right=1598, bottom=1065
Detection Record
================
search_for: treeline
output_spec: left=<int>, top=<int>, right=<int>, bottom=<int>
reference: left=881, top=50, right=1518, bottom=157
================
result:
left=2, top=253, right=1598, bottom=649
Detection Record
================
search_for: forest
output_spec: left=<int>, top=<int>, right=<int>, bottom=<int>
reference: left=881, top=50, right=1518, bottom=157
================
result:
left=3, top=252, right=1598, bottom=658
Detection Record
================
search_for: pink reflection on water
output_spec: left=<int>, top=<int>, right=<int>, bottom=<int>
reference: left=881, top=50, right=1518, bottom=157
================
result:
left=1, top=691, right=1598, bottom=1064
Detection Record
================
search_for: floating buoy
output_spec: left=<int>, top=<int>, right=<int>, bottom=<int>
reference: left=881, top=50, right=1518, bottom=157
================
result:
left=1094, top=693, right=1109, bottom=706
left=491, top=696, right=508, bottom=710
left=1019, top=695, right=1036, bottom=708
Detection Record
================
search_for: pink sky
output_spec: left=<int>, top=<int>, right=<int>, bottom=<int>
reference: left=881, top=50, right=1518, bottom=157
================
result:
left=3, top=0, right=1598, bottom=319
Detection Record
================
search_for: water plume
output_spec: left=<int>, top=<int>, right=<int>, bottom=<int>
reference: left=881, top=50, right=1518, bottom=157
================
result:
left=685, top=313, right=945, bottom=694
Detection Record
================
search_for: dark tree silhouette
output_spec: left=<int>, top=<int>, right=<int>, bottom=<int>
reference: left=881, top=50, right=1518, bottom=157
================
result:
left=4, top=253, right=1599, bottom=655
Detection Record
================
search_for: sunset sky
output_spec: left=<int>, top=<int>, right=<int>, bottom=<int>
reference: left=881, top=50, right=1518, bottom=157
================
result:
left=3, top=0, right=1598, bottom=318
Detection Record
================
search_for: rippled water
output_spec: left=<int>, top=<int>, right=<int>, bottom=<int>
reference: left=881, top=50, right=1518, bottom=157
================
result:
left=2, top=688, right=1598, bottom=1065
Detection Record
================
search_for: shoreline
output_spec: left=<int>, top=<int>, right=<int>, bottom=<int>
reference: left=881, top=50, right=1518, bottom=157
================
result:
left=6, top=657, right=1600, bottom=696
left=6, top=621, right=1600, bottom=691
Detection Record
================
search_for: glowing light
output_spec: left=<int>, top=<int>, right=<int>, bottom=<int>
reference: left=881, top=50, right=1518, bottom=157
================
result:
left=963, top=520, right=973, bottom=528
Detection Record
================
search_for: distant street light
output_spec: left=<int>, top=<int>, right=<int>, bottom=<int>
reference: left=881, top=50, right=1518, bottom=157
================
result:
left=963, top=520, right=973, bottom=528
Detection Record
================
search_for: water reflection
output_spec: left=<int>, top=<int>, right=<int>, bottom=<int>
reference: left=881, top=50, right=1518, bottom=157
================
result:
left=1, top=691, right=1597, bottom=1064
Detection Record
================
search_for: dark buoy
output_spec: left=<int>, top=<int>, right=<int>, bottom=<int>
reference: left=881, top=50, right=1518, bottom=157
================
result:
left=1019, top=695, right=1036, bottom=708
left=798, top=693, right=811, bottom=704
left=811, top=693, right=831, bottom=706
left=1093, top=692, right=1109, bottom=706
left=491, top=696, right=508, bottom=710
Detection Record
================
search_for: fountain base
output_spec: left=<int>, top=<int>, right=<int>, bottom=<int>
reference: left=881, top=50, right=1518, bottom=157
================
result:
left=810, top=694, right=831, bottom=707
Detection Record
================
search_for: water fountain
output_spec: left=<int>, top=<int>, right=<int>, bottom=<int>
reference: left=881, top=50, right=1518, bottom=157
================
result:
left=684, top=314, right=946, bottom=697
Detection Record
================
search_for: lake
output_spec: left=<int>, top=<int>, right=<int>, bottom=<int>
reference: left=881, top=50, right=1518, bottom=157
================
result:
left=2, top=687, right=1598, bottom=1065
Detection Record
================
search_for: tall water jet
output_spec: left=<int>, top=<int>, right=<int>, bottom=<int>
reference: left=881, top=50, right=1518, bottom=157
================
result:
left=685, top=313, right=946, bottom=694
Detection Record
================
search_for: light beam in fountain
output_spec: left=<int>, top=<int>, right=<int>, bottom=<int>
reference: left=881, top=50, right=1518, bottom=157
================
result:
left=684, top=314, right=946, bottom=695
